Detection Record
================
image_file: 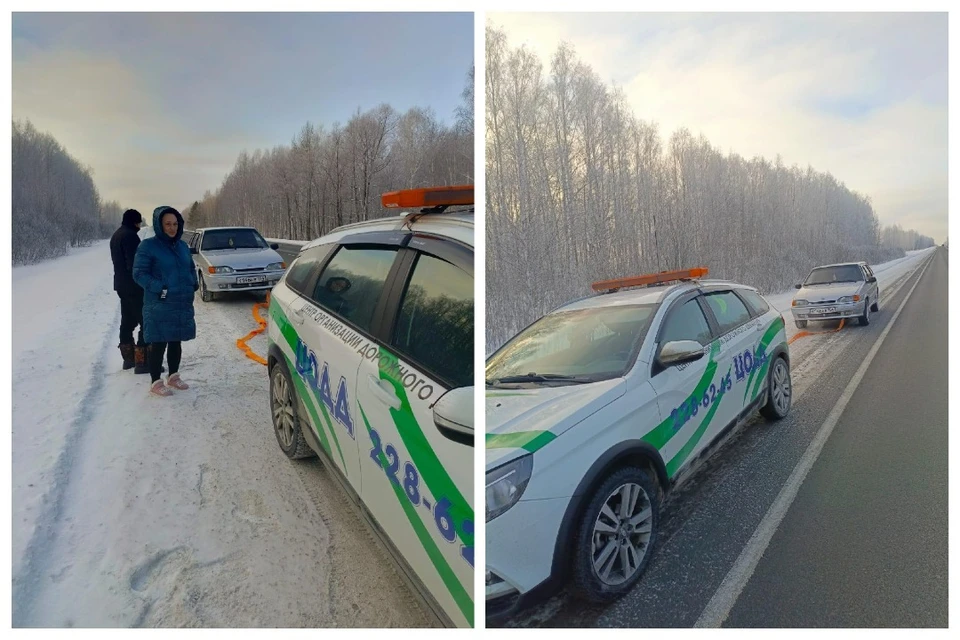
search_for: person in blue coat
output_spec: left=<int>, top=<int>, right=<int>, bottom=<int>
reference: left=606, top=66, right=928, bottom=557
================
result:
left=133, top=206, right=199, bottom=396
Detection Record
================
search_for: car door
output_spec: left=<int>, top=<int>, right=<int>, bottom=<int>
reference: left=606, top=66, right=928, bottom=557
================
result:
left=863, top=264, right=878, bottom=304
left=648, top=293, right=721, bottom=479
left=289, top=239, right=406, bottom=491
left=353, top=234, right=475, bottom=627
left=696, top=289, right=762, bottom=453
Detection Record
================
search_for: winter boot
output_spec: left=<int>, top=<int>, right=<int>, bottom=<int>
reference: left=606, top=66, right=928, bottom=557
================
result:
left=134, top=345, right=164, bottom=375
left=133, top=345, right=150, bottom=375
left=119, top=344, right=135, bottom=370
left=150, top=380, right=174, bottom=397
left=167, top=372, right=190, bottom=391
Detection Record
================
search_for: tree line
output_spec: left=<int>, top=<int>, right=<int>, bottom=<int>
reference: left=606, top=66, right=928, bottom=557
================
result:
left=184, top=66, right=475, bottom=240
left=12, top=120, right=123, bottom=265
left=485, top=26, right=935, bottom=352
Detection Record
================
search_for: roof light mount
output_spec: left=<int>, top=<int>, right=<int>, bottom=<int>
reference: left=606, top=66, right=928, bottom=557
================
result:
left=592, top=267, right=710, bottom=294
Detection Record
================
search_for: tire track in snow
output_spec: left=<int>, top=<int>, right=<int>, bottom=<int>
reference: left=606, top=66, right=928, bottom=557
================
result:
left=13, top=303, right=120, bottom=627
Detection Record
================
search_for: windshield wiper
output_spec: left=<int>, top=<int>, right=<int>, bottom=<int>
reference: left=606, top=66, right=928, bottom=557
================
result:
left=488, top=373, right=585, bottom=385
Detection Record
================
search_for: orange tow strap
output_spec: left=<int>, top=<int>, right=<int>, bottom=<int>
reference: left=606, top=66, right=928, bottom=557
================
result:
left=237, top=292, right=270, bottom=366
left=788, top=318, right=845, bottom=345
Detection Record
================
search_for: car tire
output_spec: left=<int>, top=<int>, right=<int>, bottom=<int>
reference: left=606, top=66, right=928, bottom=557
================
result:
left=760, top=355, right=791, bottom=420
left=571, top=466, right=660, bottom=603
left=871, top=296, right=879, bottom=312
left=200, top=272, right=214, bottom=302
left=858, top=298, right=871, bottom=326
left=270, top=359, right=315, bottom=460
left=795, top=319, right=807, bottom=329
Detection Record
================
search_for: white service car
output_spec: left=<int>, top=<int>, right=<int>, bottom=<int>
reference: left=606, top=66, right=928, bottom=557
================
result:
left=791, top=261, right=880, bottom=328
left=484, top=270, right=792, bottom=621
left=187, top=226, right=287, bottom=301
left=266, top=186, right=475, bottom=628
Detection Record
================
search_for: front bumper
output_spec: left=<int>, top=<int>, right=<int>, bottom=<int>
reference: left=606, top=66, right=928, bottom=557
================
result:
left=205, top=270, right=284, bottom=292
left=485, top=495, right=570, bottom=622
left=791, top=300, right=865, bottom=322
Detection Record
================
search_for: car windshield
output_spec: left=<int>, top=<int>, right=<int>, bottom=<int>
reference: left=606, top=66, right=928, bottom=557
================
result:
left=804, top=265, right=864, bottom=285
left=486, top=304, right=658, bottom=384
left=201, top=229, right=268, bottom=251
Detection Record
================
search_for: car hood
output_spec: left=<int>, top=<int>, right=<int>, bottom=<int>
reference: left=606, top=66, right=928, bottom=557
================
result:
left=795, top=281, right=864, bottom=302
left=484, top=378, right=625, bottom=470
left=202, top=247, right=283, bottom=269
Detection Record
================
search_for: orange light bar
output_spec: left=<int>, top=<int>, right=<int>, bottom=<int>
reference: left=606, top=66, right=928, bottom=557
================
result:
left=381, top=185, right=474, bottom=209
left=591, top=267, right=709, bottom=292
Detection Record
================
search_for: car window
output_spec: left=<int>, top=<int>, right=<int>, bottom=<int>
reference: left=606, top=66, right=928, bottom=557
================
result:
left=704, top=291, right=752, bottom=335
left=864, top=265, right=875, bottom=279
left=660, top=298, right=712, bottom=346
left=804, top=265, right=864, bottom=285
left=486, top=304, right=658, bottom=382
left=201, top=229, right=268, bottom=251
left=391, top=253, right=473, bottom=388
left=284, top=245, right=334, bottom=296
left=738, top=289, right=770, bottom=317
left=311, top=245, right=398, bottom=333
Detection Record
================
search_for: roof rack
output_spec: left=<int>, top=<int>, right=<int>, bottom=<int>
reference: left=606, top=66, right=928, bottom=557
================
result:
left=592, top=267, right=709, bottom=293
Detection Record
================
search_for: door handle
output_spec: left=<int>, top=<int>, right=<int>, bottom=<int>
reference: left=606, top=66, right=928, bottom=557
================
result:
left=292, top=307, right=306, bottom=325
left=367, top=375, right=401, bottom=410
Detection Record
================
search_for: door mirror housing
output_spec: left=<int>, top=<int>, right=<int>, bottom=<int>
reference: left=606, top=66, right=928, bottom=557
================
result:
left=794, top=283, right=803, bottom=289
left=271, top=243, right=280, bottom=250
left=190, top=247, right=198, bottom=255
left=433, top=386, right=473, bottom=446
left=867, top=276, right=877, bottom=283
left=658, top=340, right=706, bottom=367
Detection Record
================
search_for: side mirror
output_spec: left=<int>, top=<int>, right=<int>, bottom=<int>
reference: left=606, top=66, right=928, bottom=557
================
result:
left=190, top=247, right=198, bottom=255
left=271, top=243, right=280, bottom=250
left=868, top=276, right=877, bottom=283
left=794, top=283, right=802, bottom=289
left=433, top=387, right=473, bottom=446
left=658, top=340, right=705, bottom=367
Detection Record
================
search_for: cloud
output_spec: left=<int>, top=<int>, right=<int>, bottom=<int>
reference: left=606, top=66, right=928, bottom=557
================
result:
left=492, top=13, right=948, bottom=241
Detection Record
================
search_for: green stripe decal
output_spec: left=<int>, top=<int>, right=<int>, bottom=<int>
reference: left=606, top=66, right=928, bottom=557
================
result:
left=376, top=349, right=474, bottom=549
left=270, top=302, right=347, bottom=473
left=359, top=403, right=473, bottom=626
left=281, top=351, right=332, bottom=457
left=745, top=316, right=785, bottom=404
left=485, top=430, right=557, bottom=452
left=666, top=368, right=729, bottom=476
left=743, top=317, right=784, bottom=404
left=642, top=341, right=720, bottom=452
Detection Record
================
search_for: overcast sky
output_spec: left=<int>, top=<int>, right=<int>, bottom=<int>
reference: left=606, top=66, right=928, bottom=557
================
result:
left=12, top=12, right=474, bottom=215
left=491, top=12, right=948, bottom=242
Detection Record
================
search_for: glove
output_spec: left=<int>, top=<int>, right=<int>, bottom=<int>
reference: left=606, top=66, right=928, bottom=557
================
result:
left=160, top=286, right=168, bottom=300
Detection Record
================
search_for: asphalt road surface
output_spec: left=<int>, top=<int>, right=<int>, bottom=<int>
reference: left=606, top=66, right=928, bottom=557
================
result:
left=503, top=247, right=947, bottom=629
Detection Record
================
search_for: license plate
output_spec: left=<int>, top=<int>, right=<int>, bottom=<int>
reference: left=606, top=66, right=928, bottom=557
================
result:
left=237, top=275, right=266, bottom=284
left=810, top=306, right=836, bottom=315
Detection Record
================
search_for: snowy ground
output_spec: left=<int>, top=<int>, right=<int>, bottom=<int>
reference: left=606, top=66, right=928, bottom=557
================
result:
left=12, top=241, right=430, bottom=627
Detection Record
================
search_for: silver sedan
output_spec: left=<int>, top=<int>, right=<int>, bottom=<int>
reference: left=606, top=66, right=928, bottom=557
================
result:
left=187, top=227, right=287, bottom=302
left=791, top=261, right=880, bottom=328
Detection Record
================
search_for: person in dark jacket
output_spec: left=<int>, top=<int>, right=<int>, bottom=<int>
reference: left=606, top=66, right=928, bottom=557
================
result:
left=109, top=209, right=151, bottom=373
left=133, top=206, right=199, bottom=396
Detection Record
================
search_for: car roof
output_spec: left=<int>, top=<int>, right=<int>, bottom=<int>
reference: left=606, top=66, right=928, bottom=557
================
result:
left=810, top=261, right=866, bottom=269
left=301, top=209, right=474, bottom=250
left=552, top=278, right=755, bottom=313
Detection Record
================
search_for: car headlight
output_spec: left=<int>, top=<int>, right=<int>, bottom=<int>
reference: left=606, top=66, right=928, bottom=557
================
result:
left=267, top=262, right=286, bottom=271
left=208, top=266, right=234, bottom=274
left=837, top=295, right=860, bottom=304
left=486, top=455, right=533, bottom=522
left=792, top=299, right=808, bottom=307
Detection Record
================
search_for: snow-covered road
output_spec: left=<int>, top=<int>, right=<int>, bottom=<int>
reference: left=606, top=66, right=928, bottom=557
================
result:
left=12, top=242, right=430, bottom=627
